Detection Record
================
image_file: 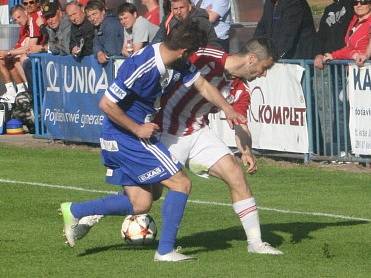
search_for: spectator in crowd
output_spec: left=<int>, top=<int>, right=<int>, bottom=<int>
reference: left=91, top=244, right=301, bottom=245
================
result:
left=191, top=0, right=232, bottom=51
left=85, top=0, right=124, bottom=64
left=65, top=1, right=95, bottom=57
left=314, top=0, right=354, bottom=69
left=0, top=0, right=9, bottom=24
left=323, top=0, right=371, bottom=62
left=0, top=5, right=44, bottom=104
left=117, top=2, right=159, bottom=57
left=141, top=0, right=160, bottom=25
left=29, top=1, right=72, bottom=55
left=22, top=0, right=72, bottom=114
left=254, top=0, right=316, bottom=59
left=152, top=0, right=219, bottom=49
left=356, top=37, right=371, bottom=65
left=313, top=0, right=354, bottom=156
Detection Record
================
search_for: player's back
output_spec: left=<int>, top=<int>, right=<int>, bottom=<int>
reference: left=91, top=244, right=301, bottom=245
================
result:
left=156, top=48, right=228, bottom=136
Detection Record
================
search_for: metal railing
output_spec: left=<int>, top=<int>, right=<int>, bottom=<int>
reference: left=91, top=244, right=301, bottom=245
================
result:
left=29, top=55, right=371, bottom=163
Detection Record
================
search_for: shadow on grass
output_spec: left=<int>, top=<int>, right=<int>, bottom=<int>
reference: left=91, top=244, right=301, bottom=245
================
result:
left=77, top=220, right=368, bottom=256
left=179, top=220, right=368, bottom=255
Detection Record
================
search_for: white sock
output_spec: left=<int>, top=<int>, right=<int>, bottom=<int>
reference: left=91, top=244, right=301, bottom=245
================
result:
left=233, top=197, right=262, bottom=246
left=5, top=82, right=16, bottom=96
left=16, top=83, right=27, bottom=93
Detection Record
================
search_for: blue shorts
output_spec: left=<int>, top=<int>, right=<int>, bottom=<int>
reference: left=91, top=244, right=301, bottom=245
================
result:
left=100, top=132, right=182, bottom=186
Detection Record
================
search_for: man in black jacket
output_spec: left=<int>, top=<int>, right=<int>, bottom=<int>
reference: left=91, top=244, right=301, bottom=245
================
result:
left=254, top=0, right=316, bottom=59
left=313, top=0, right=354, bottom=156
left=66, top=1, right=95, bottom=57
left=152, top=0, right=220, bottom=48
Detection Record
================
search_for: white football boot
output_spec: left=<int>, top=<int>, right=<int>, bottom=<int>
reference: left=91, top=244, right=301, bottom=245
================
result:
left=248, top=242, right=283, bottom=255
left=75, top=215, right=103, bottom=239
left=154, top=247, right=196, bottom=262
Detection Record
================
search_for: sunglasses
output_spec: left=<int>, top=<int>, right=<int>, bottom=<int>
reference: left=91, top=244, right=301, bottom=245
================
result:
left=23, top=1, right=36, bottom=6
left=353, top=0, right=370, bottom=6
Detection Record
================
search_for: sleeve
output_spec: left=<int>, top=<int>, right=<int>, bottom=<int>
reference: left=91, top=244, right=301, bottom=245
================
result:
left=275, top=0, right=306, bottom=58
left=104, top=61, right=136, bottom=103
left=209, top=0, right=230, bottom=18
left=313, top=7, right=330, bottom=55
left=28, top=16, right=43, bottom=38
left=231, top=79, right=250, bottom=118
left=132, top=18, right=150, bottom=44
left=253, top=1, right=269, bottom=37
left=93, top=27, right=104, bottom=55
left=179, top=62, right=201, bottom=87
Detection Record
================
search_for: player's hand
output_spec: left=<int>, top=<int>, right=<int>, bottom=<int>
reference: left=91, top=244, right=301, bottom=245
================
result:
left=241, top=152, right=257, bottom=174
left=135, top=123, right=160, bottom=139
left=224, top=106, right=246, bottom=129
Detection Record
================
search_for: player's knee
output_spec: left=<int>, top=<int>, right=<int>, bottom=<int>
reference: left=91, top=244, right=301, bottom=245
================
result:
left=131, top=201, right=152, bottom=214
left=164, top=172, right=192, bottom=194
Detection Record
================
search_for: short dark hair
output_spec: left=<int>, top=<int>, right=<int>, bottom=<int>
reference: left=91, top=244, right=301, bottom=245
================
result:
left=240, top=37, right=278, bottom=62
left=85, top=0, right=105, bottom=13
left=10, top=4, right=25, bottom=15
left=164, top=19, right=207, bottom=52
left=117, top=3, right=137, bottom=16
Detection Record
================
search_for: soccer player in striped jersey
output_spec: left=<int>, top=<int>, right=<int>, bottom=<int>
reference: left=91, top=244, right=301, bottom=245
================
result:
left=59, top=19, right=245, bottom=262
left=151, top=38, right=283, bottom=255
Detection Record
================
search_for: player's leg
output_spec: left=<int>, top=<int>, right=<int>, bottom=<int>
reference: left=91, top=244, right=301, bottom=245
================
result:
left=0, top=59, right=17, bottom=103
left=154, top=170, right=195, bottom=261
left=61, top=190, right=135, bottom=247
left=191, top=127, right=283, bottom=255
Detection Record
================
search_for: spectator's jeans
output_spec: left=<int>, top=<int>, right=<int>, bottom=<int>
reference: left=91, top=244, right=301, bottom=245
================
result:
left=313, top=66, right=348, bottom=156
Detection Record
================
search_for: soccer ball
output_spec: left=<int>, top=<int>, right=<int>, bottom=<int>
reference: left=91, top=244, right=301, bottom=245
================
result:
left=121, top=214, right=157, bottom=245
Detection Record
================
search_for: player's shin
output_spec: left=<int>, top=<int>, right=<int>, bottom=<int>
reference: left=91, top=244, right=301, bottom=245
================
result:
left=232, top=197, right=262, bottom=245
left=157, top=190, right=188, bottom=255
left=70, top=192, right=134, bottom=219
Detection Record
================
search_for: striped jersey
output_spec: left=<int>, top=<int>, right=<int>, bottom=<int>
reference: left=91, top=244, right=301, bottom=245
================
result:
left=155, top=47, right=250, bottom=136
left=103, top=43, right=200, bottom=135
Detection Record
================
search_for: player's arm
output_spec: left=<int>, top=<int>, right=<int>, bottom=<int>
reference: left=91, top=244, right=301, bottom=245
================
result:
left=193, top=75, right=246, bottom=127
left=235, top=124, right=257, bottom=174
left=99, top=95, right=159, bottom=139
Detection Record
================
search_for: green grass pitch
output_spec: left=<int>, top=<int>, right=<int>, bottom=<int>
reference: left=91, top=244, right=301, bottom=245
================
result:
left=0, top=144, right=370, bottom=277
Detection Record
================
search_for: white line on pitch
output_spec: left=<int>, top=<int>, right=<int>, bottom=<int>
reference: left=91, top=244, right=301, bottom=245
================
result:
left=1, top=178, right=370, bottom=222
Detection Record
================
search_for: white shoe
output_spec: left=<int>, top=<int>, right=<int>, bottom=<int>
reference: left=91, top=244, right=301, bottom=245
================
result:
left=75, top=215, right=103, bottom=240
left=0, top=92, right=16, bottom=104
left=248, top=242, right=283, bottom=255
left=60, top=202, right=79, bottom=247
left=154, top=248, right=196, bottom=262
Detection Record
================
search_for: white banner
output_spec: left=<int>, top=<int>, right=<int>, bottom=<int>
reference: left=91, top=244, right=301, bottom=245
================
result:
left=348, top=64, right=371, bottom=155
left=209, top=63, right=309, bottom=153
left=248, top=63, right=308, bottom=153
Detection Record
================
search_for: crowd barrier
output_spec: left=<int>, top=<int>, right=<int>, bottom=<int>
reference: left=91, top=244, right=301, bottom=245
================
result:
left=29, top=54, right=371, bottom=164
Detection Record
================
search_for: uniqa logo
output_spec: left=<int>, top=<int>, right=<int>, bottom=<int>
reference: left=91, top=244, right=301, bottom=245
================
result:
left=46, top=61, right=108, bottom=94
left=249, top=86, right=306, bottom=126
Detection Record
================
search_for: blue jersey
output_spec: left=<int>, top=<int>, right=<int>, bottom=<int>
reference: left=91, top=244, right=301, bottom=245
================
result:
left=103, top=43, right=200, bottom=135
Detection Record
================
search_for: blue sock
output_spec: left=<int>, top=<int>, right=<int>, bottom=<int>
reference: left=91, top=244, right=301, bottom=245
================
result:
left=158, top=190, right=188, bottom=255
left=70, top=193, right=134, bottom=219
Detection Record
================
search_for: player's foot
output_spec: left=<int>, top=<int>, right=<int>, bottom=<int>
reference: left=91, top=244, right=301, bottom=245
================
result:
left=0, top=91, right=16, bottom=104
left=248, top=242, right=283, bottom=255
left=60, top=202, right=79, bottom=247
left=75, top=215, right=104, bottom=240
left=154, top=249, right=196, bottom=262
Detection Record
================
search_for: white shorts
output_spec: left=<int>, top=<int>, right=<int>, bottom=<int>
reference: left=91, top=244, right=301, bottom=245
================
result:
left=159, top=126, right=232, bottom=176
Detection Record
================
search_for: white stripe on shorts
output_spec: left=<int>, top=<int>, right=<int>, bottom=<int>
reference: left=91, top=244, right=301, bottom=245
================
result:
left=140, top=139, right=178, bottom=175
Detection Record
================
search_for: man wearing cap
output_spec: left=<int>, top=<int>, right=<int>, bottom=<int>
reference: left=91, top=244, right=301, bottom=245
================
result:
left=28, top=1, right=72, bottom=55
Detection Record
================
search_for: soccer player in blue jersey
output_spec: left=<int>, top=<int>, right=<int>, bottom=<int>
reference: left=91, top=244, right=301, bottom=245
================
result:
left=60, top=19, right=245, bottom=262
